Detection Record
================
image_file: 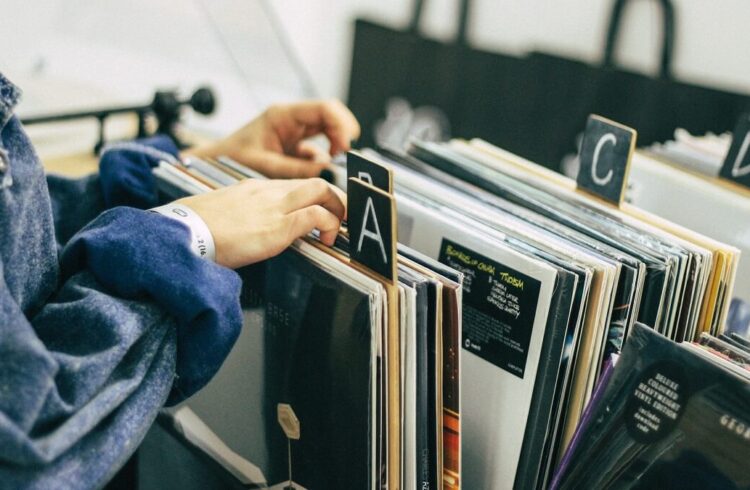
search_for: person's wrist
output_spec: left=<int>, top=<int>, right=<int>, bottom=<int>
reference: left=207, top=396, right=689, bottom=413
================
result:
left=150, top=202, right=216, bottom=261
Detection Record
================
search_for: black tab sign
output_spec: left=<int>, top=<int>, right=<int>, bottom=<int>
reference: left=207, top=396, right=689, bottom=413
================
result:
left=720, top=113, right=750, bottom=188
left=347, top=151, right=393, bottom=193
left=576, top=114, right=637, bottom=205
left=348, top=177, right=397, bottom=282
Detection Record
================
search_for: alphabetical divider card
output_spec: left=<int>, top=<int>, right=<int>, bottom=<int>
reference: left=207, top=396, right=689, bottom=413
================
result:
left=347, top=156, right=401, bottom=490
left=348, top=177, right=397, bottom=283
left=348, top=150, right=394, bottom=193
left=576, top=114, right=637, bottom=206
left=720, top=112, right=750, bottom=189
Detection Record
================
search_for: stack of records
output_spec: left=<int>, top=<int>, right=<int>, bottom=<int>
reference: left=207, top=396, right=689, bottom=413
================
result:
left=624, top=129, right=750, bottom=308
left=154, top=128, right=741, bottom=488
left=153, top=154, right=463, bottom=490
left=336, top=137, right=740, bottom=489
left=646, top=128, right=731, bottom=178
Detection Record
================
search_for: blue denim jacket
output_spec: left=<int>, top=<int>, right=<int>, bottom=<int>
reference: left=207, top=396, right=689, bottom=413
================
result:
left=0, top=73, right=242, bottom=489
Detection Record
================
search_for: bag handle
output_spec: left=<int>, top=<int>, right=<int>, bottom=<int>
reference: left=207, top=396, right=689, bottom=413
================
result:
left=602, top=0, right=676, bottom=79
left=409, top=0, right=473, bottom=46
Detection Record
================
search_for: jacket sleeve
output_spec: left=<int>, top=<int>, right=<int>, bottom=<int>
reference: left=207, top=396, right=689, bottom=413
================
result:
left=60, top=206, right=244, bottom=405
left=0, top=265, right=178, bottom=488
left=42, top=137, right=240, bottom=402
left=0, top=208, right=242, bottom=488
left=46, top=173, right=105, bottom=249
left=45, top=134, right=178, bottom=249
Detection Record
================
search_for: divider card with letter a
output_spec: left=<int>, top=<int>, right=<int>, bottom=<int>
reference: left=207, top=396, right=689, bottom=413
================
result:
left=347, top=173, right=401, bottom=490
left=720, top=112, right=750, bottom=188
left=576, top=115, right=636, bottom=206
left=348, top=178, right=397, bottom=282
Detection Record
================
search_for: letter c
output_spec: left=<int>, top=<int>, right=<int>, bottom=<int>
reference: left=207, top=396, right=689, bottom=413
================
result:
left=731, top=132, right=750, bottom=178
left=591, top=133, right=617, bottom=186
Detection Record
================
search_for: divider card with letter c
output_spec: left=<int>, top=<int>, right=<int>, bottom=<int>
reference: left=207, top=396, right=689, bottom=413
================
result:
left=576, top=115, right=637, bottom=206
left=720, top=112, right=750, bottom=188
left=346, top=153, right=401, bottom=490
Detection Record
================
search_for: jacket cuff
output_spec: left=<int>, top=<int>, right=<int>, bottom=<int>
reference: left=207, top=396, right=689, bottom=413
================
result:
left=60, top=206, right=242, bottom=404
left=98, top=135, right=180, bottom=210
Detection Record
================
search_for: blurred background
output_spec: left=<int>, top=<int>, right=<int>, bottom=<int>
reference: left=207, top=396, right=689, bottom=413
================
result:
left=1, top=0, right=749, bottom=178
left=1, top=0, right=748, bottom=129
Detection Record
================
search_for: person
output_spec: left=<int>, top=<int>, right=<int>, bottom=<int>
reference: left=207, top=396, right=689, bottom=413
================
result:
left=0, top=72, right=359, bottom=489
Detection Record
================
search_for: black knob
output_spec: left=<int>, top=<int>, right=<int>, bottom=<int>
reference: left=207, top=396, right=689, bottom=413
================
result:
left=152, top=90, right=180, bottom=121
left=190, top=87, right=216, bottom=115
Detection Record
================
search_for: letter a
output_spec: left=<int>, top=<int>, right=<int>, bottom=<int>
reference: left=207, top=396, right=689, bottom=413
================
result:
left=357, top=197, right=387, bottom=263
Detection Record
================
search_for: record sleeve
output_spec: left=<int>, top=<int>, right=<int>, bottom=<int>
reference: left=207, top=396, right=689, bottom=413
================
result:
left=396, top=279, right=416, bottom=490
left=399, top=247, right=464, bottom=490
left=460, top=138, right=736, bottom=340
left=398, top=266, right=435, bottom=490
left=392, top=190, right=559, bottom=489
left=181, top=240, right=383, bottom=489
left=552, top=323, right=750, bottom=489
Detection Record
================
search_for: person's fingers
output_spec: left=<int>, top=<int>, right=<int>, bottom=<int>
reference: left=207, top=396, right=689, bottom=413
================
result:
left=282, top=178, right=346, bottom=221
left=283, top=100, right=361, bottom=155
left=295, top=141, right=330, bottom=163
left=240, top=149, right=331, bottom=179
left=285, top=205, right=342, bottom=246
left=328, top=182, right=347, bottom=220
left=235, top=177, right=293, bottom=191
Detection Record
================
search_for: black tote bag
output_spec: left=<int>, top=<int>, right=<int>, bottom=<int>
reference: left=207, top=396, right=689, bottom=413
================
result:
left=347, top=0, right=542, bottom=154
left=347, top=0, right=750, bottom=171
left=527, top=0, right=750, bottom=170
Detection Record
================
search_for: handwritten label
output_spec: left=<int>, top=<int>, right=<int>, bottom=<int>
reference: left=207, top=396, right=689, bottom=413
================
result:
left=439, top=240, right=540, bottom=378
left=720, top=113, right=750, bottom=188
left=576, top=114, right=636, bottom=205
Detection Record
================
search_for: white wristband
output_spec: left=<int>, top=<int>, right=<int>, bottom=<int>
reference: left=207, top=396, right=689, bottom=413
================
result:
left=151, top=203, right=216, bottom=262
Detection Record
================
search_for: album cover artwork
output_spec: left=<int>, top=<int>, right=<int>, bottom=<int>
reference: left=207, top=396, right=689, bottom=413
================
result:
left=236, top=245, right=379, bottom=489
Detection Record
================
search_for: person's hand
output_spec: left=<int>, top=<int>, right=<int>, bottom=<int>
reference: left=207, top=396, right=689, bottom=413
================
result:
left=184, top=100, right=360, bottom=179
left=177, top=178, right=346, bottom=269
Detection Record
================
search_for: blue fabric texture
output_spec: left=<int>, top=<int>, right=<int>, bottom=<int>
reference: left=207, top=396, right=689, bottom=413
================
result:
left=0, top=73, right=243, bottom=489
left=60, top=208, right=243, bottom=404
left=98, top=136, right=179, bottom=210
left=46, top=173, right=106, bottom=250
